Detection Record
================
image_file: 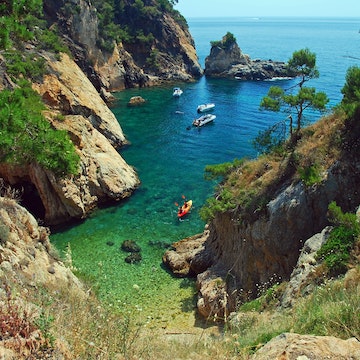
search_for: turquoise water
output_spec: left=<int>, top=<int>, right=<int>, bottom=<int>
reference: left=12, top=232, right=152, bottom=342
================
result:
left=50, top=17, right=360, bottom=326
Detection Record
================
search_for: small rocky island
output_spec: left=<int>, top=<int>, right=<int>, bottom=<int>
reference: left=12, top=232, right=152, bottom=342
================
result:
left=205, top=32, right=291, bottom=80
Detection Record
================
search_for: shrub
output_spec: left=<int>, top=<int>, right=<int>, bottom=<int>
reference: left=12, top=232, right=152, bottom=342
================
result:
left=0, top=82, right=80, bottom=176
left=297, top=163, right=322, bottom=186
left=316, top=202, right=360, bottom=276
left=211, top=32, right=237, bottom=50
left=204, top=158, right=244, bottom=180
left=4, top=50, right=46, bottom=81
left=341, top=65, right=360, bottom=119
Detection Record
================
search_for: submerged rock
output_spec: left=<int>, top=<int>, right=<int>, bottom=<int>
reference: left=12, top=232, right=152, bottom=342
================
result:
left=125, top=253, right=142, bottom=264
left=121, top=240, right=141, bottom=253
left=127, top=96, right=146, bottom=107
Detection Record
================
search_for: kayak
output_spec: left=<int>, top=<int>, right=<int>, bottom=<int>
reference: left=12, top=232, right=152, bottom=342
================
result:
left=177, top=200, right=193, bottom=218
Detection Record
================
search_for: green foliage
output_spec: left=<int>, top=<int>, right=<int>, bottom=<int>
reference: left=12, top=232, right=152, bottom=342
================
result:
left=287, top=48, right=319, bottom=83
left=146, top=49, right=160, bottom=70
left=204, top=158, right=244, bottom=180
left=211, top=32, right=237, bottom=49
left=136, top=30, right=155, bottom=45
left=293, top=279, right=360, bottom=338
left=253, top=121, right=286, bottom=155
left=92, top=0, right=183, bottom=53
left=316, top=202, right=360, bottom=276
left=0, top=82, right=80, bottom=176
left=297, top=163, right=322, bottom=186
left=341, top=65, right=360, bottom=118
left=199, top=188, right=237, bottom=221
left=199, top=158, right=246, bottom=221
left=36, top=27, right=70, bottom=55
left=4, top=50, right=46, bottom=81
left=259, top=48, right=329, bottom=151
left=0, top=0, right=43, bottom=50
left=35, top=312, right=56, bottom=348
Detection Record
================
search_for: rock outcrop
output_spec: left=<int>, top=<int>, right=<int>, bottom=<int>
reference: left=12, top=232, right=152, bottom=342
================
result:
left=164, top=155, right=360, bottom=318
left=251, top=333, right=360, bottom=360
left=280, top=226, right=332, bottom=308
left=0, top=197, right=84, bottom=292
left=205, top=35, right=290, bottom=80
left=0, top=197, right=86, bottom=358
left=0, top=53, right=140, bottom=225
left=162, top=231, right=212, bottom=277
left=44, top=0, right=202, bottom=92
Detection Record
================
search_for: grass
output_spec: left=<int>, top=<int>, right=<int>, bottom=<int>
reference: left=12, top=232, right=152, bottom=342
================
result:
left=1, top=237, right=358, bottom=360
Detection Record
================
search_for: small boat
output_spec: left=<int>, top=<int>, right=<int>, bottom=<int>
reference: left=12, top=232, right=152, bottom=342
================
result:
left=173, top=87, right=183, bottom=97
left=192, top=114, right=216, bottom=127
left=197, top=103, right=215, bottom=113
left=178, top=200, right=192, bottom=218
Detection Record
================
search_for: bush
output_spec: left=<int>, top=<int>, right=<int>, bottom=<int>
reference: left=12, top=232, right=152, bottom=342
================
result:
left=0, top=82, right=80, bottom=176
left=341, top=65, right=360, bottom=119
left=316, top=202, right=360, bottom=276
left=211, top=32, right=237, bottom=50
left=298, top=163, right=322, bottom=186
left=4, top=50, right=46, bottom=81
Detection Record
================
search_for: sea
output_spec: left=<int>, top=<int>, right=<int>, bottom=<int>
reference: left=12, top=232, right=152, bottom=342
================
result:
left=51, top=17, right=360, bottom=328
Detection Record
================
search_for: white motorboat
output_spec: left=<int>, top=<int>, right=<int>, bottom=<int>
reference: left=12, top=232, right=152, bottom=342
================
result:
left=192, top=114, right=216, bottom=127
left=173, top=87, right=183, bottom=97
left=197, top=103, right=215, bottom=113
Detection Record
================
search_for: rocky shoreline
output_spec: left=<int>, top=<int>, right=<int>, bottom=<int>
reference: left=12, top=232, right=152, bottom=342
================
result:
left=205, top=33, right=292, bottom=80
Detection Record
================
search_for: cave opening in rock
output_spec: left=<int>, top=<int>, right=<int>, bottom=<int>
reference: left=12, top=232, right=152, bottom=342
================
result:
left=18, top=182, right=46, bottom=222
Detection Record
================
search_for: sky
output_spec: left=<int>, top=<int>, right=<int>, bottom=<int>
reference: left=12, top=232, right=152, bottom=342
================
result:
left=174, top=0, right=360, bottom=18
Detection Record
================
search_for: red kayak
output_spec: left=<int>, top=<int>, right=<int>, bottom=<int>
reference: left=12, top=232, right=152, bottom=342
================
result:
left=177, top=200, right=193, bottom=218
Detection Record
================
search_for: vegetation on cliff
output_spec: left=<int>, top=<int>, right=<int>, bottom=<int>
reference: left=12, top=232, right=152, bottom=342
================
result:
left=258, top=48, right=329, bottom=149
left=89, top=0, right=184, bottom=52
left=1, top=189, right=359, bottom=358
left=210, top=31, right=237, bottom=50
left=0, top=0, right=79, bottom=176
left=0, top=83, right=80, bottom=175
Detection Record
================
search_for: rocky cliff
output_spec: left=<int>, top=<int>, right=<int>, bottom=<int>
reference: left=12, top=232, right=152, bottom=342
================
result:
left=205, top=34, right=290, bottom=80
left=0, top=196, right=86, bottom=358
left=164, top=115, right=360, bottom=319
left=44, top=0, right=202, bottom=92
left=0, top=53, right=140, bottom=225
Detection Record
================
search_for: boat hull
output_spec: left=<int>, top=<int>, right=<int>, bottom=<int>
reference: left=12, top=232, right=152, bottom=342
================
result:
left=178, top=200, right=193, bottom=218
left=197, top=103, right=215, bottom=113
left=193, top=114, right=216, bottom=127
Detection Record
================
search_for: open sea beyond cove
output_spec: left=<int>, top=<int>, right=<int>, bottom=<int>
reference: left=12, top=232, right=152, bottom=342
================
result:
left=51, top=17, right=360, bottom=328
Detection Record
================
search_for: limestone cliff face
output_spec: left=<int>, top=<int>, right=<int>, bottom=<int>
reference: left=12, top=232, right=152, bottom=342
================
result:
left=195, top=159, right=360, bottom=317
left=0, top=197, right=84, bottom=291
left=0, top=53, right=139, bottom=225
left=43, top=0, right=202, bottom=92
left=164, top=153, right=360, bottom=318
left=0, top=197, right=86, bottom=358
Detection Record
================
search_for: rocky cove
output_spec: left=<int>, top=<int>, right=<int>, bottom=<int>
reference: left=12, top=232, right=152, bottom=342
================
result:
left=1, top=1, right=360, bottom=358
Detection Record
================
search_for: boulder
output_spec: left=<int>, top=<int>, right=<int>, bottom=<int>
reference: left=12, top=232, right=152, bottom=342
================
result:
left=127, top=96, right=146, bottom=107
left=251, top=333, right=360, bottom=359
left=162, top=231, right=211, bottom=277
left=125, top=253, right=142, bottom=264
left=121, top=240, right=141, bottom=253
